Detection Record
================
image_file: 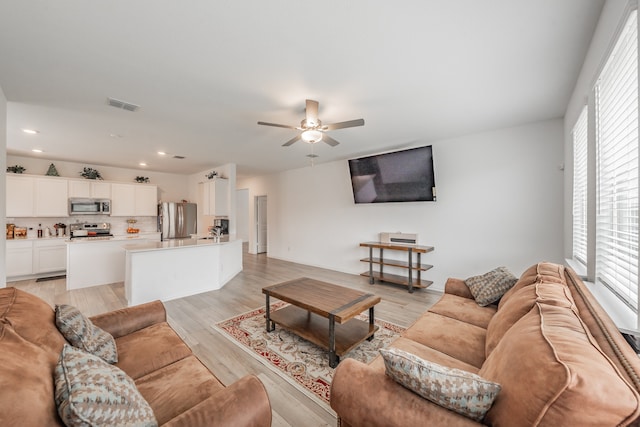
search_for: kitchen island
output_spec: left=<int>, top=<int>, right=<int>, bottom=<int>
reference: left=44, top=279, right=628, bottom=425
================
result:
left=66, top=233, right=161, bottom=290
left=122, top=236, right=242, bottom=306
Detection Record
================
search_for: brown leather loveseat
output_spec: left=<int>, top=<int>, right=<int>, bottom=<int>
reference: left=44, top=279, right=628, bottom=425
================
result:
left=0, top=287, right=272, bottom=426
left=331, top=262, right=640, bottom=426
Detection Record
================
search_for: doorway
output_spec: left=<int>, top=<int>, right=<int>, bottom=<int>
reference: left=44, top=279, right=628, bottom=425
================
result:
left=256, top=195, right=267, bottom=254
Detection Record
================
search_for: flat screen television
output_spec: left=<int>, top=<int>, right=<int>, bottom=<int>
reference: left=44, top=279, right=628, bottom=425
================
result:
left=348, top=146, right=436, bottom=203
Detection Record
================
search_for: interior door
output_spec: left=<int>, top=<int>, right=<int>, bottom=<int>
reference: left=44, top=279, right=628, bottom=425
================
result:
left=256, top=195, right=267, bottom=254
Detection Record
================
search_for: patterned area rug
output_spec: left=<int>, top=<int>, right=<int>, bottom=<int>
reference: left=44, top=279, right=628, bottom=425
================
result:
left=212, top=301, right=405, bottom=411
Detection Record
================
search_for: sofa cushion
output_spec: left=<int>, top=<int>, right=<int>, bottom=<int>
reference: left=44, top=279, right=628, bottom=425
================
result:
left=135, top=355, right=226, bottom=425
left=55, top=304, right=118, bottom=364
left=385, top=337, right=481, bottom=374
left=465, top=267, right=518, bottom=306
left=485, top=280, right=575, bottom=356
left=0, top=287, right=66, bottom=361
left=54, top=344, right=157, bottom=427
left=114, top=322, right=193, bottom=380
left=402, top=312, right=487, bottom=368
left=428, top=293, right=497, bottom=329
left=0, top=323, right=64, bottom=426
left=499, top=262, right=565, bottom=307
left=380, top=348, right=501, bottom=422
left=479, top=302, right=640, bottom=426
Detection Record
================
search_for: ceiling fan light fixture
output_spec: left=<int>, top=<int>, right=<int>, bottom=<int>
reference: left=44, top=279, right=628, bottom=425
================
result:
left=301, top=130, right=323, bottom=143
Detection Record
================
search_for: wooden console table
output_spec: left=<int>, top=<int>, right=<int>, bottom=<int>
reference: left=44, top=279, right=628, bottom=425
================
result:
left=359, top=241, right=434, bottom=293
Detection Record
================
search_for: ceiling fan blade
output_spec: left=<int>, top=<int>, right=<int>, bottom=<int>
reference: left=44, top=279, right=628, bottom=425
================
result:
left=282, top=135, right=301, bottom=147
left=322, top=134, right=340, bottom=147
left=323, top=118, right=365, bottom=131
left=257, top=121, right=297, bottom=130
left=305, top=99, right=319, bottom=125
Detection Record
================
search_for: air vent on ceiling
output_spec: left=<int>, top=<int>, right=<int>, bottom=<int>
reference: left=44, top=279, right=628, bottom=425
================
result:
left=173, top=155, right=185, bottom=159
left=107, top=97, right=140, bottom=112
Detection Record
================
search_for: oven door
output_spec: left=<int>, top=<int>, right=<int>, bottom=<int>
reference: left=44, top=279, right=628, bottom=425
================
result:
left=69, top=199, right=102, bottom=215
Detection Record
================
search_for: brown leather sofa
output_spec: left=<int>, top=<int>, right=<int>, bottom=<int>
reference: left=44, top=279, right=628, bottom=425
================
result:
left=0, top=287, right=272, bottom=426
left=331, top=262, right=640, bottom=426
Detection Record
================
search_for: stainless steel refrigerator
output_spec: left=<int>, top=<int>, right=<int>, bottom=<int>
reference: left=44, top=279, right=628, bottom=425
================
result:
left=159, top=202, right=197, bottom=240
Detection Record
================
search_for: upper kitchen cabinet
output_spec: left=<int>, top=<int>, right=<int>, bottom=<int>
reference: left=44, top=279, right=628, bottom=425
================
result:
left=6, top=175, right=34, bottom=217
left=68, top=180, right=111, bottom=199
left=202, top=178, right=229, bottom=216
left=35, top=178, right=68, bottom=216
left=111, top=183, right=158, bottom=216
left=7, top=175, right=68, bottom=217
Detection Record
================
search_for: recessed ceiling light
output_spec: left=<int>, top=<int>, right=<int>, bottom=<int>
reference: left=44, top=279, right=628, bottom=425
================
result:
left=157, top=151, right=166, bottom=156
left=109, top=133, right=123, bottom=138
left=139, top=162, right=147, bottom=166
left=31, top=149, right=43, bottom=153
left=22, top=129, right=39, bottom=134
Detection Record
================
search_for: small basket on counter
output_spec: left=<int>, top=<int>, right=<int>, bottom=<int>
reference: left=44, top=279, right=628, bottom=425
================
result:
left=126, top=219, right=140, bottom=234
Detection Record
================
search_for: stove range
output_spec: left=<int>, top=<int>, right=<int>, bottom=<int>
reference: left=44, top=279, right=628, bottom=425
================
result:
left=69, top=222, right=112, bottom=239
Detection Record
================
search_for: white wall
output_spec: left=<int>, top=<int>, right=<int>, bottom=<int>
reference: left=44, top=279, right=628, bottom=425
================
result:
left=239, top=119, right=565, bottom=291
left=236, top=188, right=249, bottom=242
left=0, top=86, right=6, bottom=287
left=563, top=0, right=630, bottom=262
left=6, top=154, right=189, bottom=203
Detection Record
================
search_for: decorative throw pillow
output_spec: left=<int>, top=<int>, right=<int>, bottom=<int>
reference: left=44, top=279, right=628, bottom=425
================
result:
left=55, top=304, right=118, bottom=364
left=54, top=344, right=157, bottom=427
left=380, top=348, right=501, bottom=421
left=465, top=266, right=518, bottom=306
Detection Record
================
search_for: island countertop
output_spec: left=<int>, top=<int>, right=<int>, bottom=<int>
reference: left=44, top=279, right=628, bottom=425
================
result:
left=123, top=235, right=236, bottom=252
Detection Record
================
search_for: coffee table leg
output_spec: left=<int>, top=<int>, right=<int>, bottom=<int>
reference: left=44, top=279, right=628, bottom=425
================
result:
left=265, top=294, right=275, bottom=332
left=366, top=306, right=376, bottom=341
left=329, top=314, right=339, bottom=368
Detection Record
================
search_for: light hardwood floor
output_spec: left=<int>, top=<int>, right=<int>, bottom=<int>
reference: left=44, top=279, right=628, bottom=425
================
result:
left=9, top=244, right=441, bottom=426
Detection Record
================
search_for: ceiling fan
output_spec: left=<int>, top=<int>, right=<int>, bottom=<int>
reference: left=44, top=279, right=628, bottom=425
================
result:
left=258, top=99, right=364, bottom=147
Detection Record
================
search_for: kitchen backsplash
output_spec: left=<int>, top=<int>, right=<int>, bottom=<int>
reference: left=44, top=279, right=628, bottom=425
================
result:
left=6, top=215, right=158, bottom=238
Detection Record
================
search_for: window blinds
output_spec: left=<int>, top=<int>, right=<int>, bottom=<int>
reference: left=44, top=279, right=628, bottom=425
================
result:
left=573, top=106, right=588, bottom=265
left=596, top=10, right=639, bottom=311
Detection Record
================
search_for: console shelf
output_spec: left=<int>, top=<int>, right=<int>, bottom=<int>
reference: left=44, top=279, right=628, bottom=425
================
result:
left=359, top=241, right=434, bottom=293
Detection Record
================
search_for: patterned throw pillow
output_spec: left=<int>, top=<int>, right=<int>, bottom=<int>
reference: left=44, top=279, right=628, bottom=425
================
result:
left=380, top=348, right=501, bottom=422
left=54, top=344, right=157, bottom=427
left=465, top=266, right=518, bottom=306
left=55, top=304, right=118, bottom=364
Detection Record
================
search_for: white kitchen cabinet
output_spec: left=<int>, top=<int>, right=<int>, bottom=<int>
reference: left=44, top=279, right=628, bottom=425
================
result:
left=202, top=178, right=228, bottom=216
left=68, top=180, right=111, bottom=199
left=111, top=183, right=157, bottom=216
left=135, top=185, right=158, bottom=216
left=6, top=175, right=35, bottom=217
left=7, top=175, right=68, bottom=217
left=6, top=240, right=34, bottom=277
left=35, top=177, right=68, bottom=217
left=111, top=183, right=136, bottom=216
left=33, top=239, right=67, bottom=273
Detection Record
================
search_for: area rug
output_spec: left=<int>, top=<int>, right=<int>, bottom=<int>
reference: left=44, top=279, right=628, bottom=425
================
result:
left=212, top=301, right=405, bottom=411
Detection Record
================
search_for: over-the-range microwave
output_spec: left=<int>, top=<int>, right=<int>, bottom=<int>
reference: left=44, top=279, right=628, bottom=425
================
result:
left=68, top=198, right=111, bottom=215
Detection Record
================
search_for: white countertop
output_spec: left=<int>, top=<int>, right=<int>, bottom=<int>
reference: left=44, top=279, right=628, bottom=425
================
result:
left=124, top=236, right=237, bottom=252
left=64, top=232, right=161, bottom=244
left=7, top=236, right=69, bottom=242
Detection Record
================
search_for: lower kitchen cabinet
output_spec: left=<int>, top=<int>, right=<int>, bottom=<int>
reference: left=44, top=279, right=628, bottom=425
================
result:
left=6, top=238, right=67, bottom=279
left=6, top=240, right=33, bottom=277
left=33, top=239, right=67, bottom=274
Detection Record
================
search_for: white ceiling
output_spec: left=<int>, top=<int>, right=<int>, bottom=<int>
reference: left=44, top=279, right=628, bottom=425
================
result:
left=0, top=1, right=604, bottom=178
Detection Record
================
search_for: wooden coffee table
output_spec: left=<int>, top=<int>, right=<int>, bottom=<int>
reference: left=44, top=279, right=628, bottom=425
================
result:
left=262, top=277, right=381, bottom=368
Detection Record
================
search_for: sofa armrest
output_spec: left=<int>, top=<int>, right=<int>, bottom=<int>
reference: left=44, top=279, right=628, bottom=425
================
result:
left=330, top=359, right=481, bottom=427
left=89, top=300, right=166, bottom=339
left=162, top=375, right=272, bottom=427
left=445, top=278, right=474, bottom=299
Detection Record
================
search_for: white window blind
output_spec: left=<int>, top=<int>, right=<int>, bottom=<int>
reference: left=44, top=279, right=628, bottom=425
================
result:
left=573, top=106, right=588, bottom=265
left=596, top=10, right=639, bottom=311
